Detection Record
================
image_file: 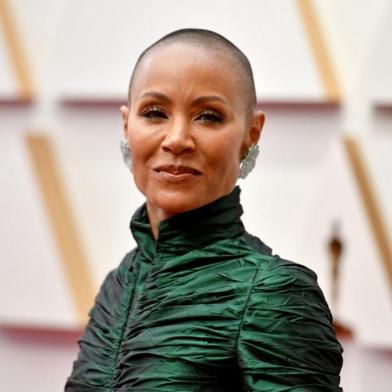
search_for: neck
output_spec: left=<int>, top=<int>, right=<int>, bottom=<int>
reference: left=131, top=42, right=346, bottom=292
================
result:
left=146, top=203, right=174, bottom=239
left=144, top=187, right=242, bottom=241
left=130, top=187, right=246, bottom=260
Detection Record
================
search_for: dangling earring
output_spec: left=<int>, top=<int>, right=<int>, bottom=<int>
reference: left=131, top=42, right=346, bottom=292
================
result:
left=120, top=140, right=132, bottom=171
left=239, top=144, right=259, bottom=179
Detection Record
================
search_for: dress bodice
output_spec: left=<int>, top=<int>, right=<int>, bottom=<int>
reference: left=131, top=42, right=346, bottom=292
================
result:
left=65, top=187, right=343, bottom=391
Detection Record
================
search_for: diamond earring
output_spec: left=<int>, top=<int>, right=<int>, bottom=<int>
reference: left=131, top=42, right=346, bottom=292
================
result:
left=120, top=140, right=132, bottom=171
left=239, top=144, right=259, bottom=179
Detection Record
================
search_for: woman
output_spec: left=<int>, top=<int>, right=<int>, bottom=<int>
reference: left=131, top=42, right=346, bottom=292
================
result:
left=65, top=29, right=343, bottom=391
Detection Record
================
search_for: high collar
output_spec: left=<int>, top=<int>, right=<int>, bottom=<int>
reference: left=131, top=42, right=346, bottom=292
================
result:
left=130, top=186, right=245, bottom=262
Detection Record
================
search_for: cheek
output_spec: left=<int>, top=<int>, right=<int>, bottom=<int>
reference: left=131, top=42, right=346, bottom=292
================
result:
left=127, top=122, right=142, bottom=148
left=126, top=125, right=151, bottom=187
left=127, top=123, right=153, bottom=163
left=206, top=135, right=242, bottom=178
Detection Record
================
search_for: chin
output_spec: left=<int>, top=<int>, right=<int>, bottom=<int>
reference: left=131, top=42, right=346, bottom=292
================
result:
left=149, top=187, right=209, bottom=216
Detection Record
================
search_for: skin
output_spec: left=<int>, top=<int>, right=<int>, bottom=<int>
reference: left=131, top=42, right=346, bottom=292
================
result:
left=121, top=42, right=265, bottom=239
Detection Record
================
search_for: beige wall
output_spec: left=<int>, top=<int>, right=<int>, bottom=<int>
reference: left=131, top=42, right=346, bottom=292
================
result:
left=1, top=0, right=391, bottom=390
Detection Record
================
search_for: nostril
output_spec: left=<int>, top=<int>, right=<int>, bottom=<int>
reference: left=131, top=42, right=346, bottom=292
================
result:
left=162, top=144, right=194, bottom=155
left=161, top=135, right=195, bottom=154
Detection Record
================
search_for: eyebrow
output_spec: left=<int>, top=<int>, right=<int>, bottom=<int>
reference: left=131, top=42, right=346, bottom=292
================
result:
left=192, top=95, right=229, bottom=106
left=140, top=91, right=172, bottom=103
left=139, top=92, right=228, bottom=107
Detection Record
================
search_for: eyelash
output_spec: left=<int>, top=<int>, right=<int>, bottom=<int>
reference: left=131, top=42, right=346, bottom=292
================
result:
left=140, top=105, right=167, bottom=119
left=195, top=110, right=223, bottom=123
left=138, top=106, right=223, bottom=124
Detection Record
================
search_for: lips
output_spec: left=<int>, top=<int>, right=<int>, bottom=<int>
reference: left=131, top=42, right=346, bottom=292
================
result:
left=154, top=165, right=202, bottom=176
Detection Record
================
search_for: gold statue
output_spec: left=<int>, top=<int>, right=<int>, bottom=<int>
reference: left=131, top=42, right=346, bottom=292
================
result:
left=327, top=221, right=353, bottom=339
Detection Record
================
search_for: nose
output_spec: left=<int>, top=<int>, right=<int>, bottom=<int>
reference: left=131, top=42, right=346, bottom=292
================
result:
left=161, top=119, right=195, bottom=155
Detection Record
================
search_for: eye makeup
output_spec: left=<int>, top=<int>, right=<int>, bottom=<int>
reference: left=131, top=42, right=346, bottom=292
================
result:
left=195, top=110, right=224, bottom=123
left=139, top=105, right=168, bottom=120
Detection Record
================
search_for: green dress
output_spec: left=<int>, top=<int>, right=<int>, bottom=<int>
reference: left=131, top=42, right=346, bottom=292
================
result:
left=65, top=187, right=343, bottom=391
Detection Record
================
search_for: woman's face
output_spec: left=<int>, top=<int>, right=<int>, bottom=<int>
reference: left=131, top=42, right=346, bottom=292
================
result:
left=121, top=42, right=264, bottom=222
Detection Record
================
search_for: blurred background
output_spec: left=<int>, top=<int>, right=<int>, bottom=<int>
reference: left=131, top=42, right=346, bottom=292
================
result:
left=1, top=0, right=391, bottom=390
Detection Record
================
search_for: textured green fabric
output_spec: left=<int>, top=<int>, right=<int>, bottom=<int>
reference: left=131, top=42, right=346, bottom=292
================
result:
left=65, top=187, right=343, bottom=391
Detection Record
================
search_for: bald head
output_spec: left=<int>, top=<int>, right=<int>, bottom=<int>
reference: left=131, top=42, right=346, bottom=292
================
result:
left=127, top=28, right=257, bottom=115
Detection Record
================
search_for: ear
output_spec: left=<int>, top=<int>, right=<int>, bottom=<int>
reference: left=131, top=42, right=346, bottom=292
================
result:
left=241, top=110, right=265, bottom=157
left=120, top=105, right=130, bottom=139
left=249, top=110, right=265, bottom=145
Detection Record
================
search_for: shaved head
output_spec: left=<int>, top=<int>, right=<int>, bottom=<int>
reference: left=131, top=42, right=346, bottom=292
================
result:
left=127, top=28, right=257, bottom=116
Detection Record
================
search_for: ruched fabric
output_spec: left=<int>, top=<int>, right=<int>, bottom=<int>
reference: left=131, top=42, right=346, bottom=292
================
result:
left=65, top=187, right=343, bottom=391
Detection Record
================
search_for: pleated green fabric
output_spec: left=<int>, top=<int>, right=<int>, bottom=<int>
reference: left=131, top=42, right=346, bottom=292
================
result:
left=65, top=187, right=343, bottom=391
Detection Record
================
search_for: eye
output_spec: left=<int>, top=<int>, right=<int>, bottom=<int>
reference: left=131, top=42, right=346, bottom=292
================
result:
left=139, top=105, right=168, bottom=120
left=195, top=110, right=223, bottom=123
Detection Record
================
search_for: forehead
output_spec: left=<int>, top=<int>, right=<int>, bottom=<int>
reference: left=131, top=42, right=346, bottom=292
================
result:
left=131, top=42, right=243, bottom=105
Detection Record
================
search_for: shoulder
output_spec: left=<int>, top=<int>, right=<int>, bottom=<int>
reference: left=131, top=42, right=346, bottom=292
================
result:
left=114, top=248, right=138, bottom=280
left=251, top=254, right=332, bottom=322
left=89, top=248, right=138, bottom=318
left=243, top=230, right=321, bottom=293
left=66, top=249, right=139, bottom=389
left=101, top=248, right=137, bottom=286
left=238, top=235, right=343, bottom=386
left=241, top=230, right=333, bottom=323
left=254, top=254, right=322, bottom=298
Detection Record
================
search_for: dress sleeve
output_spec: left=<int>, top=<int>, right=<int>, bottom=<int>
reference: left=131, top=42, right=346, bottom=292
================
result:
left=237, top=260, right=343, bottom=392
left=65, top=250, right=137, bottom=391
